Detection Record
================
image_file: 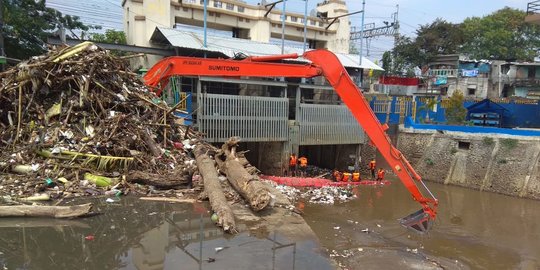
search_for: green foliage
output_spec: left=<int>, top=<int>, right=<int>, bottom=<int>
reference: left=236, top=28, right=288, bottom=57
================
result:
left=2, top=0, right=94, bottom=60
left=450, top=148, right=457, bottom=154
left=461, top=8, right=540, bottom=61
left=501, top=138, right=518, bottom=149
left=483, top=137, right=494, bottom=146
left=418, top=98, right=439, bottom=123
left=89, top=30, right=127, bottom=45
left=497, top=159, right=508, bottom=164
left=425, top=158, right=434, bottom=166
left=445, top=91, right=467, bottom=124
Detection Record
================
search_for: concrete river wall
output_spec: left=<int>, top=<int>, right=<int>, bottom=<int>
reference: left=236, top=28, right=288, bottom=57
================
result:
left=397, top=128, right=540, bottom=200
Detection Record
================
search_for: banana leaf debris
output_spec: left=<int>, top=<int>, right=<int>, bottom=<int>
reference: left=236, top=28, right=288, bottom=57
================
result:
left=0, top=43, right=200, bottom=202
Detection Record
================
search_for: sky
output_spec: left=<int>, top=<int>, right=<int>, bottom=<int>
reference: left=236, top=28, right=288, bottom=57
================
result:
left=46, top=0, right=529, bottom=61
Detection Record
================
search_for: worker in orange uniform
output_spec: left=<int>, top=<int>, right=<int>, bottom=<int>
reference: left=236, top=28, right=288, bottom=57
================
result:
left=369, top=159, right=376, bottom=180
left=298, top=156, right=308, bottom=177
left=352, top=171, right=361, bottom=182
left=376, top=168, right=385, bottom=182
left=289, top=154, right=298, bottom=176
left=332, top=169, right=343, bottom=182
left=342, top=172, right=352, bottom=182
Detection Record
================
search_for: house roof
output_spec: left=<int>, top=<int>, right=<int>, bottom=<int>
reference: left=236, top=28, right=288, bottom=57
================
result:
left=150, top=27, right=383, bottom=70
left=466, top=99, right=508, bottom=114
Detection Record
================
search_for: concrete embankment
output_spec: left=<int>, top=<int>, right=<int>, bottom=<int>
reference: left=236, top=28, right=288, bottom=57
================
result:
left=397, top=128, right=540, bottom=200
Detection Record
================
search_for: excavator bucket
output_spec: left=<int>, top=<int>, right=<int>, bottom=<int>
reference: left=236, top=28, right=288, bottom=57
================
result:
left=399, top=209, right=433, bottom=234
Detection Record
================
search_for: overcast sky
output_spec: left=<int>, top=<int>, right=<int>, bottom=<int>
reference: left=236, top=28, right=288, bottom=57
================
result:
left=47, top=0, right=529, bottom=61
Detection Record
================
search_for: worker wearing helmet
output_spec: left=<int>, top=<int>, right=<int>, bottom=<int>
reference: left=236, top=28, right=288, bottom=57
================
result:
left=376, top=168, right=385, bottom=182
left=352, top=172, right=361, bottom=182
left=333, top=169, right=343, bottom=182
left=289, top=154, right=298, bottom=176
left=369, top=159, right=376, bottom=179
left=298, top=156, right=308, bottom=177
left=343, top=172, right=352, bottom=182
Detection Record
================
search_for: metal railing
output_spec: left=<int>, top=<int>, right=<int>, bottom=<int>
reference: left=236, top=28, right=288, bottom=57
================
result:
left=428, top=69, right=459, bottom=77
left=528, top=1, right=540, bottom=14
left=298, top=103, right=364, bottom=145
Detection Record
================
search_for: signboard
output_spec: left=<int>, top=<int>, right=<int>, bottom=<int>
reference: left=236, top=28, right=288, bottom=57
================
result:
left=434, top=76, right=447, bottom=85
left=462, top=69, right=479, bottom=77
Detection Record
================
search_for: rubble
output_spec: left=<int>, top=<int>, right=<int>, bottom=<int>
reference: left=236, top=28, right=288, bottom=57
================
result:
left=0, top=42, right=198, bottom=201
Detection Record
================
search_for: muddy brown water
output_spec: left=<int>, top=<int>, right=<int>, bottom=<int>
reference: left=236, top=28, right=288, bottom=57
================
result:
left=303, top=180, right=540, bottom=270
left=0, top=197, right=333, bottom=270
left=0, top=180, right=539, bottom=270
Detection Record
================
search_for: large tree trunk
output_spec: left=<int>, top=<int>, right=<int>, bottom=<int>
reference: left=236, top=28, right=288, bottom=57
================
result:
left=127, top=170, right=191, bottom=188
left=194, top=144, right=236, bottom=233
left=216, top=137, right=271, bottom=212
left=0, top=203, right=93, bottom=218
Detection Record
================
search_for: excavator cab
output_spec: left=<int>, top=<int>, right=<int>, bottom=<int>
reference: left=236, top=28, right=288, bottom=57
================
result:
left=399, top=209, right=433, bottom=234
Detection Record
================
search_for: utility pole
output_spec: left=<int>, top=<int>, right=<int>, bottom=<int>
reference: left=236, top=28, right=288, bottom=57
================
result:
left=358, top=0, right=365, bottom=67
left=203, top=0, right=208, bottom=49
left=393, top=4, right=399, bottom=45
left=303, top=0, right=308, bottom=53
left=281, top=0, right=287, bottom=54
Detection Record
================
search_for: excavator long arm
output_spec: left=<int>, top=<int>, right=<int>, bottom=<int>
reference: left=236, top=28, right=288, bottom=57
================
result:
left=144, top=49, right=438, bottom=233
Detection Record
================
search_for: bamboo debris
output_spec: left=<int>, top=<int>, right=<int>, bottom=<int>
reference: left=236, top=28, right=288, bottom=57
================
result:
left=0, top=203, right=93, bottom=218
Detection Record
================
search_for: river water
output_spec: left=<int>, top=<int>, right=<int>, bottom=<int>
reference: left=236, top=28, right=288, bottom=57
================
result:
left=0, top=181, right=539, bottom=270
left=303, top=180, right=540, bottom=270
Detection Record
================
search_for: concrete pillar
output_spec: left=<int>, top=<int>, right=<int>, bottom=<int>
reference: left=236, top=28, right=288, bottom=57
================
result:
left=249, top=20, right=271, bottom=43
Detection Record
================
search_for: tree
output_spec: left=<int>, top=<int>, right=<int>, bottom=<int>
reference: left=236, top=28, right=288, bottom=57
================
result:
left=445, top=91, right=467, bottom=124
left=418, top=98, right=439, bottom=123
left=2, top=0, right=92, bottom=60
left=90, top=30, right=127, bottom=45
left=461, top=8, right=540, bottom=61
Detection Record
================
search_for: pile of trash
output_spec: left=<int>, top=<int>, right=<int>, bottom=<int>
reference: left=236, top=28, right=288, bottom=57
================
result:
left=303, top=165, right=333, bottom=179
left=0, top=42, right=197, bottom=200
left=301, top=186, right=356, bottom=204
left=265, top=180, right=357, bottom=205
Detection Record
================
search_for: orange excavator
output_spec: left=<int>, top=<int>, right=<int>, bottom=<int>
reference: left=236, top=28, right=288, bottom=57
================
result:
left=144, top=49, right=438, bottom=233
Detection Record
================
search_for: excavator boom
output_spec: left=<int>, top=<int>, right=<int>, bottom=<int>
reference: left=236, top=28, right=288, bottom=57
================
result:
left=144, top=49, right=438, bottom=233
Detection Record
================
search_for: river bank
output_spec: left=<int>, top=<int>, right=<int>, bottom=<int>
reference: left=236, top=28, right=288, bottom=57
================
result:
left=396, top=128, right=540, bottom=200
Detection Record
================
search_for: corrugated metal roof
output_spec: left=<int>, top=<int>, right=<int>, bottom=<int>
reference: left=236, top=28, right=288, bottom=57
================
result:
left=153, top=27, right=383, bottom=70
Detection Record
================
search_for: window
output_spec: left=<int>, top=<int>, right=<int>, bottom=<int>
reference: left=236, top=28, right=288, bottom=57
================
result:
left=300, top=18, right=305, bottom=23
left=239, top=17, right=244, bottom=22
left=237, top=6, right=245, bottom=12
left=458, top=141, right=470, bottom=150
left=200, top=0, right=204, bottom=4
left=226, top=3, right=234, bottom=10
left=209, top=11, right=214, bottom=16
left=213, top=1, right=222, bottom=8
left=310, top=20, right=316, bottom=25
left=245, top=18, right=250, bottom=22
left=182, top=7, right=189, bottom=11
left=319, top=21, right=323, bottom=27
left=468, top=88, right=476, bottom=95
left=215, top=12, right=221, bottom=17
left=291, top=16, right=298, bottom=22
left=186, top=0, right=196, bottom=3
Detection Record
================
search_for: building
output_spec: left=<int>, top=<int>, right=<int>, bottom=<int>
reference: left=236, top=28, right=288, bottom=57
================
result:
left=122, top=0, right=352, bottom=68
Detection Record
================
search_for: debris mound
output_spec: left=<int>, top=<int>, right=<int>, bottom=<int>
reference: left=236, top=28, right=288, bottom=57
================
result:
left=0, top=42, right=196, bottom=198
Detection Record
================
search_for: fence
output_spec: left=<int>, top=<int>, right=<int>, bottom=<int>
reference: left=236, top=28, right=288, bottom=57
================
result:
left=368, top=95, right=540, bottom=128
left=298, top=104, right=364, bottom=145
left=198, top=93, right=289, bottom=142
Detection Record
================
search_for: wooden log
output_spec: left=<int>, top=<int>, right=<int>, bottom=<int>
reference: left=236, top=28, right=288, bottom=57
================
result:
left=194, top=144, right=236, bottom=233
left=127, top=171, right=190, bottom=188
left=139, top=197, right=196, bottom=204
left=217, top=137, right=271, bottom=212
left=0, top=203, right=93, bottom=218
